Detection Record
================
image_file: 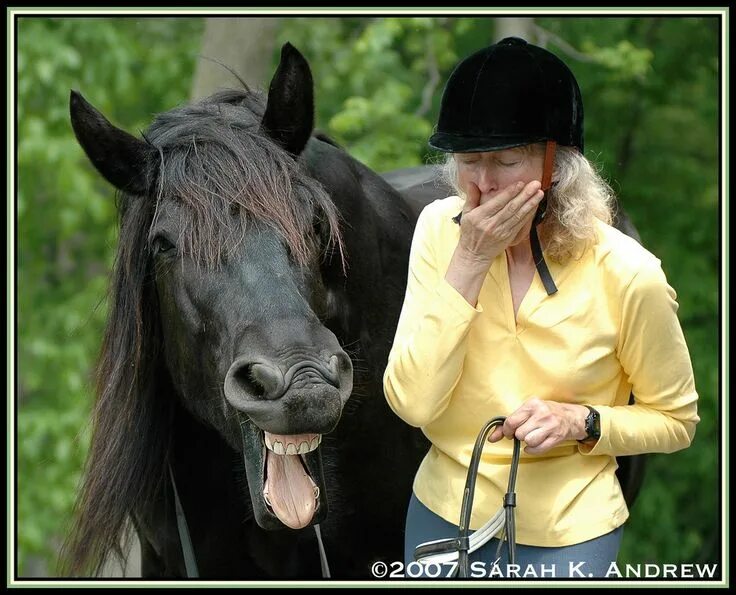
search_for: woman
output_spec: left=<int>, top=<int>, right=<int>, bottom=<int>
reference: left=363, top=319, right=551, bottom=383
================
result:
left=383, top=37, right=699, bottom=579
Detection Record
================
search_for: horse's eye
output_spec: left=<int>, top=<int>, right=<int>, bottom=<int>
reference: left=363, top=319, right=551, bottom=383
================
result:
left=152, top=235, right=176, bottom=255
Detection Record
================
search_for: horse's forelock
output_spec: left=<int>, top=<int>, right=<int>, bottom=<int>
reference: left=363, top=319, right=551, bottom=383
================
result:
left=143, top=91, right=344, bottom=270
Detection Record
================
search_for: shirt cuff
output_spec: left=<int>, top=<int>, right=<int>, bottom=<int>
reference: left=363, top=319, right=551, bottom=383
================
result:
left=434, top=276, right=484, bottom=320
left=577, top=407, right=611, bottom=455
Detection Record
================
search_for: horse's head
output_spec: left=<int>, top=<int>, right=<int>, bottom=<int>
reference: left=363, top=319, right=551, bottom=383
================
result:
left=70, top=44, right=354, bottom=531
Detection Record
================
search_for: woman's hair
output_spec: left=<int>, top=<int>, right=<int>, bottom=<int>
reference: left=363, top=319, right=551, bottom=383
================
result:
left=439, top=144, right=616, bottom=264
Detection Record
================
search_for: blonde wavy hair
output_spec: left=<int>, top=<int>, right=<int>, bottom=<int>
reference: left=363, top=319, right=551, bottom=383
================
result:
left=440, top=144, right=616, bottom=264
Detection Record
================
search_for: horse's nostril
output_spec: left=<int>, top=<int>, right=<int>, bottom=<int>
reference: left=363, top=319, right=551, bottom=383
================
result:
left=232, top=364, right=266, bottom=399
left=327, top=355, right=339, bottom=383
left=327, top=353, right=352, bottom=385
left=229, top=362, right=285, bottom=401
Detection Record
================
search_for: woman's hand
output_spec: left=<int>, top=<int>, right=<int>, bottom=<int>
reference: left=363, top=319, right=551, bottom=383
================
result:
left=456, top=179, right=545, bottom=267
left=445, top=180, right=544, bottom=306
left=487, top=398, right=590, bottom=454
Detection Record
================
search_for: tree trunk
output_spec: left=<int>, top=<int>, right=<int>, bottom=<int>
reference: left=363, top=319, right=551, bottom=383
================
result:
left=190, top=17, right=281, bottom=101
left=615, top=19, right=663, bottom=177
left=494, top=17, right=536, bottom=43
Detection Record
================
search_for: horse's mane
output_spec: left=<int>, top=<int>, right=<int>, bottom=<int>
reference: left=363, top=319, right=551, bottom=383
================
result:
left=58, top=191, right=171, bottom=576
left=145, top=89, right=343, bottom=269
left=58, top=87, right=345, bottom=576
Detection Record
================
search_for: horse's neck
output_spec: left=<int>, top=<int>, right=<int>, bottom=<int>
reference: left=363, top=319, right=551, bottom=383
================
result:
left=301, top=137, right=415, bottom=294
left=302, top=138, right=415, bottom=242
left=170, top=398, right=242, bottom=482
left=302, top=138, right=415, bottom=373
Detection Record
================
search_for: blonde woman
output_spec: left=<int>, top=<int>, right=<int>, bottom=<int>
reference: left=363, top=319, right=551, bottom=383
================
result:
left=383, top=37, right=699, bottom=579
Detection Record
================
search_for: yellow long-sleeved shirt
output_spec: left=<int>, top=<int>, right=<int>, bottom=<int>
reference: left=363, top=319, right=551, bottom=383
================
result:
left=383, top=195, right=699, bottom=547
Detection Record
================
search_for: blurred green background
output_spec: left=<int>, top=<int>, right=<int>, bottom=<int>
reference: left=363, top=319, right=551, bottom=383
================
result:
left=16, top=15, right=721, bottom=577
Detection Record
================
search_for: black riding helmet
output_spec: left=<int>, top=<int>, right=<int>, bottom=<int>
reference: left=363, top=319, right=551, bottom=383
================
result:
left=430, top=36, right=585, bottom=295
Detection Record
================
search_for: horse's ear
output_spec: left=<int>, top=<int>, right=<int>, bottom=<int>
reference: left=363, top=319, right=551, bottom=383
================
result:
left=69, top=90, right=155, bottom=196
left=260, top=43, right=314, bottom=157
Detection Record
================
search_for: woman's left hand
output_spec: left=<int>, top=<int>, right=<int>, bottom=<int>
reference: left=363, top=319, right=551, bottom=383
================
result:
left=487, top=398, right=589, bottom=454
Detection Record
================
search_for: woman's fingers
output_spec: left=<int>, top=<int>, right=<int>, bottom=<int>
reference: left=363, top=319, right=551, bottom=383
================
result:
left=472, top=180, right=539, bottom=219
left=463, top=180, right=482, bottom=213
left=470, top=181, right=526, bottom=219
left=457, top=179, right=544, bottom=263
left=499, top=188, right=544, bottom=228
left=523, top=435, right=559, bottom=455
left=491, top=181, right=543, bottom=226
left=487, top=426, right=505, bottom=443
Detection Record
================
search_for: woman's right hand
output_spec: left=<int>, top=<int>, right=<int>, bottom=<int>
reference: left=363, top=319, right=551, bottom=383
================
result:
left=456, top=180, right=545, bottom=266
left=444, top=180, right=545, bottom=307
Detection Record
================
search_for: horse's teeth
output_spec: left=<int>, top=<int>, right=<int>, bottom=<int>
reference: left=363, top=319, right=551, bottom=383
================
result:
left=264, top=434, right=323, bottom=454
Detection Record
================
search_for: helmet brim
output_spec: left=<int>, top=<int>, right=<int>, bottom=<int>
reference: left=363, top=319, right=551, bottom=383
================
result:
left=428, top=132, right=548, bottom=153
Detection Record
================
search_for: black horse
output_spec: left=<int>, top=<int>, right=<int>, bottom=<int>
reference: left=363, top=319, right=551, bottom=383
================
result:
left=61, top=43, right=643, bottom=579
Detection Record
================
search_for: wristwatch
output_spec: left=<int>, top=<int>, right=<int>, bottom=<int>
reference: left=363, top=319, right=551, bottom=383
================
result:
left=578, top=405, right=601, bottom=443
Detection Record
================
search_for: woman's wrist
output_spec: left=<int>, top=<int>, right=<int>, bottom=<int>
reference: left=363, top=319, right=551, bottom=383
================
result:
left=566, top=403, right=591, bottom=441
left=452, top=244, right=497, bottom=271
left=445, top=245, right=495, bottom=306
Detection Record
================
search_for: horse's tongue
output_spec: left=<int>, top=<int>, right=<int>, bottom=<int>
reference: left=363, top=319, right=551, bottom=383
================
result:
left=264, top=446, right=318, bottom=530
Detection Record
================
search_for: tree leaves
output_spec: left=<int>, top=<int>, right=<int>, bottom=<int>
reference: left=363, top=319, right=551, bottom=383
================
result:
left=17, top=17, right=204, bottom=576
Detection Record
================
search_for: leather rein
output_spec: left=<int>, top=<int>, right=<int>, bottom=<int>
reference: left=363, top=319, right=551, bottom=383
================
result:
left=414, top=416, right=522, bottom=578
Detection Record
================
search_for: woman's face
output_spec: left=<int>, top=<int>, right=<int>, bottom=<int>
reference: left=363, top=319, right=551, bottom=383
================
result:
left=454, top=145, right=545, bottom=246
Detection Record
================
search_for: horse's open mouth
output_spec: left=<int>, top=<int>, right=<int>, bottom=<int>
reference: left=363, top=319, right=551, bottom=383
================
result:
left=262, top=431, right=322, bottom=529
left=238, top=416, right=329, bottom=531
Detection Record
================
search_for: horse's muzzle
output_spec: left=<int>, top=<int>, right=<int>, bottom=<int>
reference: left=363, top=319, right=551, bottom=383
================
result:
left=223, top=352, right=353, bottom=434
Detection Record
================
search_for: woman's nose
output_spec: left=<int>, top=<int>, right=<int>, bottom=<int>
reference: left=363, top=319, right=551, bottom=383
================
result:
left=474, top=165, right=497, bottom=194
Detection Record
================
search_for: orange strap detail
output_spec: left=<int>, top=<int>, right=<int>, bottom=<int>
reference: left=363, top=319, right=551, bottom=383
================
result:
left=541, top=140, right=557, bottom=191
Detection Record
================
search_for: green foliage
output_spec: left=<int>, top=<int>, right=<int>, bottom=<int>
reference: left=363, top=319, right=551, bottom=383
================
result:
left=17, top=14, right=720, bottom=576
left=277, top=17, right=488, bottom=171
left=581, top=39, right=654, bottom=82
left=16, top=17, right=204, bottom=576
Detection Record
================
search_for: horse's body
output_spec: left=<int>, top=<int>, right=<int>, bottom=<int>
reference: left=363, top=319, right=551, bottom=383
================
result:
left=62, top=43, right=643, bottom=580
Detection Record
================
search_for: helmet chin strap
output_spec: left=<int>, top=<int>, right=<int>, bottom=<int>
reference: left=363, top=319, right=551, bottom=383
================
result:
left=530, top=140, right=558, bottom=295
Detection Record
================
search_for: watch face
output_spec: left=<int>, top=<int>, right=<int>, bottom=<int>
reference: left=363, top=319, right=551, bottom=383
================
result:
left=589, top=410, right=601, bottom=439
left=586, top=408, right=601, bottom=440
